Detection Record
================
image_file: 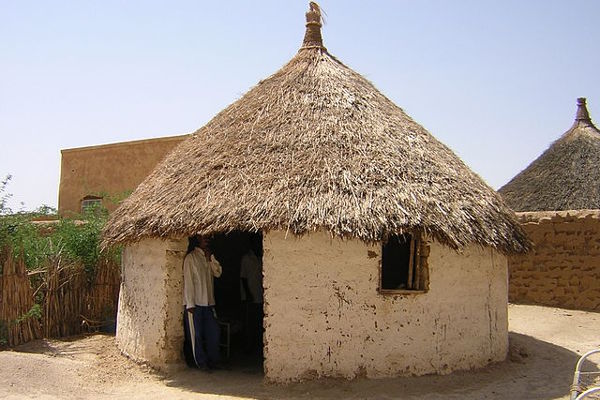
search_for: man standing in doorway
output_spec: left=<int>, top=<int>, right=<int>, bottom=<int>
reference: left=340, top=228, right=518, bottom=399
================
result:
left=183, top=235, right=222, bottom=370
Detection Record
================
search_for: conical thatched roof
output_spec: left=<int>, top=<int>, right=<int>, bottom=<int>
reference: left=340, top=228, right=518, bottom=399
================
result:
left=103, top=3, right=528, bottom=254
left=499, top=98, right=600, bottom=212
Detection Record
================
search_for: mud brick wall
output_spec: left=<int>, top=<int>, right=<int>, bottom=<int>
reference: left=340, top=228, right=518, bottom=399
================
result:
left=508, top=210, right=600, bottom=311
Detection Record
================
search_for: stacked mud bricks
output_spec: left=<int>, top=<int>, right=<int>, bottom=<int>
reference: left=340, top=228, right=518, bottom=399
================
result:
left=508, top=210, right=600, bottom=311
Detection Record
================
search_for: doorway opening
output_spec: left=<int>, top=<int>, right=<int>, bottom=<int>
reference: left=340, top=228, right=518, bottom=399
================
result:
left=210, top=230, right=264, bottom=373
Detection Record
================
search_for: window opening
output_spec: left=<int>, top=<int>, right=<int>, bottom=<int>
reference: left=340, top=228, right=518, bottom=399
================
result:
left=381, top=233, right=423, bottom=291
left=81, top=195, right=102, bottom=213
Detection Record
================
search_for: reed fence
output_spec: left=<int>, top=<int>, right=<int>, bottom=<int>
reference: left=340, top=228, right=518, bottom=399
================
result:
left=0, top=249, right=120, bottom=347
left=0, top=250, right=42, bottom=346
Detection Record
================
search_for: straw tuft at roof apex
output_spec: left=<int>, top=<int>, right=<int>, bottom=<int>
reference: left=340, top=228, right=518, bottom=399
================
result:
left=301, top=2, right=326, bottom=50
left=575, top=97, right=591, bottom=122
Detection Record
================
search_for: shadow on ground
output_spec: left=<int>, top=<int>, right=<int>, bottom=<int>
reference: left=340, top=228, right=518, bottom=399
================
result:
left=159, top=332, right=579, bottom=399
left=11, top=333, right=111, bottom=357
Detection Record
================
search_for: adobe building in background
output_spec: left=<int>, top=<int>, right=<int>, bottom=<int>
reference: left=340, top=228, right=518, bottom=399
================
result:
left=58, top=134, right=188, bottom=216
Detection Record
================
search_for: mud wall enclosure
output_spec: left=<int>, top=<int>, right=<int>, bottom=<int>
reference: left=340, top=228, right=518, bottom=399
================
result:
left=263, top=231, right=508, bottom=382
left=508, top=210, right=600, bottom=311
left=116, top=238, right=187, bottom=369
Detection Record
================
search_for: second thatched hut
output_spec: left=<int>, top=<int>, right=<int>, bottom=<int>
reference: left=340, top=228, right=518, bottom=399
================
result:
left=103, top=3, right=528, bottom=382
left=499, top=98, right=600, bottom=311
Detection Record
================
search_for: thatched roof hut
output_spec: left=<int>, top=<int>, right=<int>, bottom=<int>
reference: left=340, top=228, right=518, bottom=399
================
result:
left=104, top=3, right=530, bottom=382
left=499, top=98, right=600, bottom=212
left=102, top=3, right=527, bottom=254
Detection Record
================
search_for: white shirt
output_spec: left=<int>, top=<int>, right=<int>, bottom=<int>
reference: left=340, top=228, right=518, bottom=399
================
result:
left=183, top=248, right=222, bottom=308
left=240, top=250, right=263, bottom=303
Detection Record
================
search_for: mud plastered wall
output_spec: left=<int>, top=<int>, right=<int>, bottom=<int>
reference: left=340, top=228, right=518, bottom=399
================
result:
left=508, top=210, right=600, bottom=311
left=116, top=238, right=187, bottom=369
left=263, top=230, right=508, bottom=382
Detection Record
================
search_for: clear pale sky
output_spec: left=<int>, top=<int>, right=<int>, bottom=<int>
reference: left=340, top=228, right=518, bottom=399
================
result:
left=1, top=1, right=599, bottom=211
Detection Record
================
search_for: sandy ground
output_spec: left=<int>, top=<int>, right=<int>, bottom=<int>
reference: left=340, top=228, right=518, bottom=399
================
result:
left=1, top=304, right=599, bottom=400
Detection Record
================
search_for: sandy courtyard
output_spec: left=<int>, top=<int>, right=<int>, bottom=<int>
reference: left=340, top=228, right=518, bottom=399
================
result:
left=1, top=304, right=599, bottom=399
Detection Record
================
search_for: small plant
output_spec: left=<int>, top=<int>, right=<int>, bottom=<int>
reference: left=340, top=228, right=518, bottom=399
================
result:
left=15, top=304, right=42, bottom=324
left=0, top=175, right=13, bottom=215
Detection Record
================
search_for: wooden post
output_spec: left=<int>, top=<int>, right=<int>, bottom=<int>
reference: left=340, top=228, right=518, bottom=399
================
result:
left=407, top=235, right=415, bottom=289
left=413, top=235, right=422, bottom=290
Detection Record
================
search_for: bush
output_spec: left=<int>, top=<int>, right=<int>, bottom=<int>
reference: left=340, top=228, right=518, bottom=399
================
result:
left=52, top=205, right=120, bottom=279
left=0, top=176, right=120, bottom=278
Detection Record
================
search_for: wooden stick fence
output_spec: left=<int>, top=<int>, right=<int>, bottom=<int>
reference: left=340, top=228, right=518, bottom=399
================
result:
left=0, top=249, right=120, bottom=347
left=41, top=254, right=87, bottom=338
left=0, top=249, right=42, bottom=346
left=82, top=258, right=120, bottom=332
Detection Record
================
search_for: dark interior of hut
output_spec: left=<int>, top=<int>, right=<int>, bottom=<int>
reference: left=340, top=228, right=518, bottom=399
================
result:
left=209, top=230, right=264, bottom=372
left=381, top=234, right=412, bottom=290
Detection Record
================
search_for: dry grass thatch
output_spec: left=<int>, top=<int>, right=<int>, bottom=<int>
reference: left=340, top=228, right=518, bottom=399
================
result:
left=103, top=3, right=529, bottom=254
left=499, top=98, right=600, bottom=212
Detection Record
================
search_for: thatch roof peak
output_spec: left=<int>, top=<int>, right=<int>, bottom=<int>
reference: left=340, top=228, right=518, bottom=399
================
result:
left=102, top=3, right=529, bottom=254
left=499, top=98, right=600, bottom=212
left=575, top=97, right=592, bottom=122
left=301, top=2, right=326, bottom=51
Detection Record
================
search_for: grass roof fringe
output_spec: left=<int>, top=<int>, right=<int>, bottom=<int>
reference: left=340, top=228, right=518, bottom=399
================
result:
left=103, top=3, right=529, bottom=255
left=500, top=98, right=600, bottom=212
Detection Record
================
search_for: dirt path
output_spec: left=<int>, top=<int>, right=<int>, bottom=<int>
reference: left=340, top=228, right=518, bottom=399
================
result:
left=1, top=304, right=599, bottom=399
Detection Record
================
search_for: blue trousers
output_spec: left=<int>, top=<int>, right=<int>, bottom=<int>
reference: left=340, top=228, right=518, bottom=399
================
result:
left=184, top=306, right=220, bottom=368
